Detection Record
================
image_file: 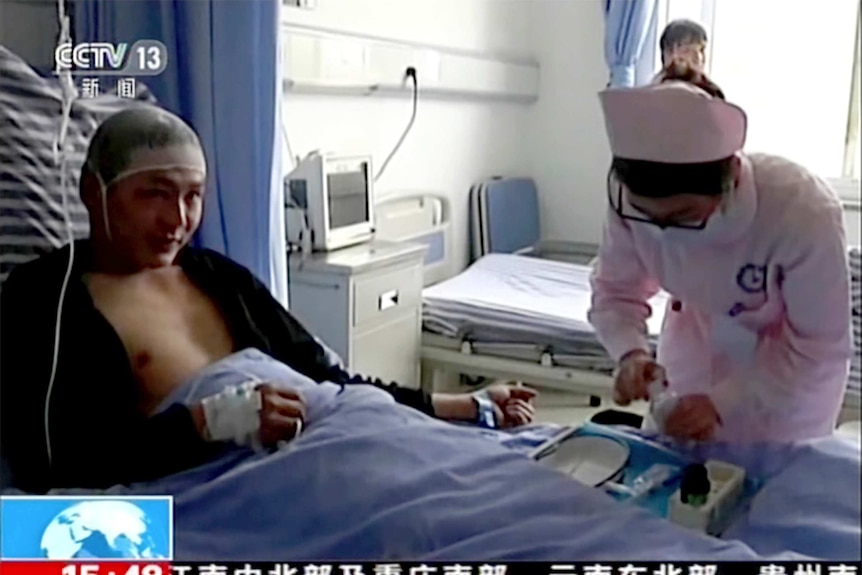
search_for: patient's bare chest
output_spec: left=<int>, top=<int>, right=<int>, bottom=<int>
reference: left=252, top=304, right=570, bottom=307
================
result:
left=85, top=267, right=235, bottom=413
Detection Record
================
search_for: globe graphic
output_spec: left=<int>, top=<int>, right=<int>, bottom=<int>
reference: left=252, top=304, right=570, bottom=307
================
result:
left=40, top=501, right=164, bottom=559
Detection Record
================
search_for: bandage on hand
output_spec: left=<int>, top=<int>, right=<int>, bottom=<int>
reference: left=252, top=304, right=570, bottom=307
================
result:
left=200, top=381, right=263, bottom=446
left=200, top=381, right=307, bottom=450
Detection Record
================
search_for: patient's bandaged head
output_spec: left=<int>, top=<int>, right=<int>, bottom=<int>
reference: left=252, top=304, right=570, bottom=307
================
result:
left=83, top=106, right=206, bottom=191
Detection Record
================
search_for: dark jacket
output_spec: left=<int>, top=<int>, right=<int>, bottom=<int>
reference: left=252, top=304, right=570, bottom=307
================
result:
left=0, top=240, right=432, bottom=492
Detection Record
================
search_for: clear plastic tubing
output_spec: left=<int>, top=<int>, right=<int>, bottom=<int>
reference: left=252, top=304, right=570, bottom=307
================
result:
left=604, top=464, right=678, bottom=501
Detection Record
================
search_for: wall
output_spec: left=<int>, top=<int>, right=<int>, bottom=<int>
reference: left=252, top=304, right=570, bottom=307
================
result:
left=525, top=0, right=610, bottom=245
left=281, top=0, right=534, bottom=273
left=5, top=0, right=855, bottom=254
left=526, top=0, right=861, bottom=246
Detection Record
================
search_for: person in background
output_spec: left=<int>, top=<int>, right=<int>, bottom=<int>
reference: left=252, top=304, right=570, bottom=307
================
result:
left=653, top=19, right=709, bottom=82
left=0, top=106, right=536, bottom=493
left=588, top=61, right=852, bottom=443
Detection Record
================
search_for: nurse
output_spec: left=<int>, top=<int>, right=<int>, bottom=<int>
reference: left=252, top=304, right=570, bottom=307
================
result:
left=588, top=63, right=854, bottom=443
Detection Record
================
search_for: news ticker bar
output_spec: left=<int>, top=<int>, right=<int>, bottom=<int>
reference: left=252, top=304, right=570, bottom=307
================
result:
left=0, top=563, right=858, bottom=575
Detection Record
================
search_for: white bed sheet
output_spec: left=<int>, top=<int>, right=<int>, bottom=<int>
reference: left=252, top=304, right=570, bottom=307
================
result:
left=422, top=254, right=668, bottom=355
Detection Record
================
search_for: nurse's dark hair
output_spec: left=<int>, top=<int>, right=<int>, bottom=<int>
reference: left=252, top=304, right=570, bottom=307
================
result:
left=660, top=19, right=708, bottom=60
left=611, top=156, right=735, bottom=198
left=611, top=60, right=733, bottom=199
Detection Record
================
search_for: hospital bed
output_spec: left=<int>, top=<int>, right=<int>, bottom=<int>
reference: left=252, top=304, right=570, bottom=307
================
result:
left=375, top=185, right=643, bottom=401
left=2, top=45, right=860, bottom=563
left=376, top=186, right=861, bottom=422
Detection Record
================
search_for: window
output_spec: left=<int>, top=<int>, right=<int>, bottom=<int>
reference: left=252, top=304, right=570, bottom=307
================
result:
left=844, top=16, right=860, bottom=182
left=656, top=0, right=861, bottom=204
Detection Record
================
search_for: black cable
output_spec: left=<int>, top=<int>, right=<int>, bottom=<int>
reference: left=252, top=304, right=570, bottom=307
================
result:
left=374, top=66, right=418, bottom=183
left=284, top=178, right=293, bottom=301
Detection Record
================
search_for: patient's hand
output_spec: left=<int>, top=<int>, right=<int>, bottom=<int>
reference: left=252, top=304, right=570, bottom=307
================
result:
left=193, top=385, right=306, bottom=447
left=485, top=384, right=537, bottom=428
left=432, top=383, right=537, bottom=428
left=663, top=394, right=721, bottom=441
left=256, top=385, right=306, bottom=447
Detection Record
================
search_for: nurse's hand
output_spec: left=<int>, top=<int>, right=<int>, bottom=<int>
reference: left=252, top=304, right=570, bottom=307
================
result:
left=664, top=394, right=721, bottom=441
left=613, top=350, right=666, bottom=406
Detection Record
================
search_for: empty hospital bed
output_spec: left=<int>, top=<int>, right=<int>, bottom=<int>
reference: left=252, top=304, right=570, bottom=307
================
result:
left=375, top=181, right=665, bottom=400
left=375, top=182, right=861, bottom=421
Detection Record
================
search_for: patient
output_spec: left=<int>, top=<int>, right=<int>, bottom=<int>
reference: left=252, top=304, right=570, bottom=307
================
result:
left=0, top=107, right=536, bottom=493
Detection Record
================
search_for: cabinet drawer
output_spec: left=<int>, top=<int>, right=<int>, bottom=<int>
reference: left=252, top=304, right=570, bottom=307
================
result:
left=352, top=264, right=422, bottom=327
left=352, top=312, right=421, bottom=388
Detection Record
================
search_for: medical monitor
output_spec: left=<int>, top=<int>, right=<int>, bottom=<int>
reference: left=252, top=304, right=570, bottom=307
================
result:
left=285, top=152, right=375, bottom=252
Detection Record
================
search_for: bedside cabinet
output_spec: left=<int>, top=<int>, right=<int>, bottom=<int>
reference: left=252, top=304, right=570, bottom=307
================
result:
left=287, top=240, right=428, bottom=389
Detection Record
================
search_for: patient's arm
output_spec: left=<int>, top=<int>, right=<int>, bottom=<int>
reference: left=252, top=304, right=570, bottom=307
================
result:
left=206, top=252, right=437, bottom=416
left=206, top=253, right=537, bottom=423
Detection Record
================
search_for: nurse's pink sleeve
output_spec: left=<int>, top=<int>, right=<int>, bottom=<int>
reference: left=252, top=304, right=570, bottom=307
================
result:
left=714, top=199, right=853, bottom=429
left=588, top=207, right=662, bottom=362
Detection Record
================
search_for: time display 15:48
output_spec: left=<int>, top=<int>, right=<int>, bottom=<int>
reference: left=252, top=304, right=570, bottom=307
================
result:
left=62, top=564, right=165, bottom=575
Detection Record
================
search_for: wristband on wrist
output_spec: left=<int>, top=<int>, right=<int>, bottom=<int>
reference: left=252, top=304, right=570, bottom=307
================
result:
left=472, top=390, right=497, bottom=429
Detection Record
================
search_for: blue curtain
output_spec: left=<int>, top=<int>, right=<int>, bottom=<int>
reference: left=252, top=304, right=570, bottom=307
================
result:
left=604, top=0, right=659, bottom=88
left=73, top=0, right=287, bottom=306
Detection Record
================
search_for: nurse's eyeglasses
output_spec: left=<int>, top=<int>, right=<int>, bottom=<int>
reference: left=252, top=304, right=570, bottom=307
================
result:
left=606, top=169, right=710, bottom=231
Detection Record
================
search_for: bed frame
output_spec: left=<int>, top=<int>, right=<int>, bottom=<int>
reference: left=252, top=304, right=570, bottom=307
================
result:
left=375, top=192, right=616, bottom=401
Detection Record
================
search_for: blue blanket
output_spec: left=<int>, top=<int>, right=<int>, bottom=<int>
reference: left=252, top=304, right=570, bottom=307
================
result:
left=8, top=349, right=859, bottom=561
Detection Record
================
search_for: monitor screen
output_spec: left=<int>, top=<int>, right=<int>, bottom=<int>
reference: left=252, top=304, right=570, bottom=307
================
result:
left=326, top=160, right=370, bottom=229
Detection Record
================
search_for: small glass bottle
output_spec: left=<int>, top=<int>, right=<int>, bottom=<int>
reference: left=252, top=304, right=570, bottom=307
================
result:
left=680, top=464, right=711, bottom=508
left=648, top=379, right=679, bottom=434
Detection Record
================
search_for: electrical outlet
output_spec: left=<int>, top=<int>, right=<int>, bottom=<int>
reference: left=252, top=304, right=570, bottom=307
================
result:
left=285, top=0, right=317, bottom=9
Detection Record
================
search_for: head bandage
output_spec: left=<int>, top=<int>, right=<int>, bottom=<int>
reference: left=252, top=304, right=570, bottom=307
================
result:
left=599, top=81, right=747, bottom=164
